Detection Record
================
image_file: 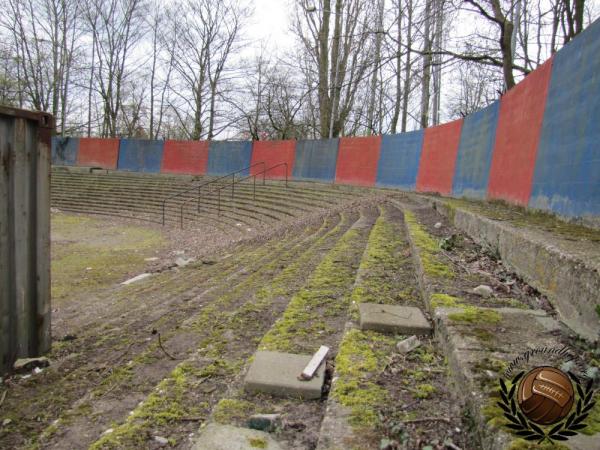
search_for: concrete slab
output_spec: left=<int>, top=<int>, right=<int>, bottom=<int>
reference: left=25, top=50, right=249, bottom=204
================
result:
left=192, top=423, right=285, bottom=450
left=358, top=303, right=431, bottom=335
left=244, top=351, right=324, bottom=399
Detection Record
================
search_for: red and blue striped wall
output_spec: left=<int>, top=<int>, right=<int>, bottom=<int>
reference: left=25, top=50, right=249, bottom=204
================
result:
left=51, top=18, right=600, bottom=222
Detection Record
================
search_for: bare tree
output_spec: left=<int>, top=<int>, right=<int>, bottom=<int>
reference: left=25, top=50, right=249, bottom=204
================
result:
left=166, top=0, right=248, bottom=140
left=2, top=0, right=81, bottom=134
left=293, top=0, right=377, bottom=138
left=84, top=0, right=144, bottom=137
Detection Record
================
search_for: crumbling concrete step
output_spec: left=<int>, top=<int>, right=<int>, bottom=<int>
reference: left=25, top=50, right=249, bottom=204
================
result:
left=435, top=306, right=565, bottom=450
left=401, top=200, right=600, bottom=449
left=420, top=195, right=600, bottom=342
left=192, top=423, right=285, bottom=450
left=358, top=303, right=431, bottom=335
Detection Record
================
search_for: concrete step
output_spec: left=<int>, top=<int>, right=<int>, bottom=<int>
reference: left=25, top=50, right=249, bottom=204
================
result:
left=72, top=211, right=362, bottom=449
left=191, top=207, right=379, bottom=450
left=399, top=199, right=600, bottom=449
left=414, top=195, right=600, bottom=342
left=317, top=203, right=464, bottom=450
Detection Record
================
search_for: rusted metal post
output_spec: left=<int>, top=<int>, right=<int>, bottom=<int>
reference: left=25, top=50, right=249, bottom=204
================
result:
left=0, top=106, right=54, bottom=374
left=197, top=184, right=201, bottom=212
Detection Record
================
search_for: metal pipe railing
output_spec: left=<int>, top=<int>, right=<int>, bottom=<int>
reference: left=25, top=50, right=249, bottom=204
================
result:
left=177, top=162, right=289, bottom=229
left=162, top=161, right=266, bottom=226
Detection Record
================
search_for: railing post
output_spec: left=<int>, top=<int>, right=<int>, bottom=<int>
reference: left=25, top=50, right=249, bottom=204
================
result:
left=218, top=189, right=221, bottom=216
left=180, top=203, right=184, bottom=229
left=197, top=185, right=201, bottom=212
left=162, top=201, right=165, bottom=226
left=253, top=175, right=256, bottom=201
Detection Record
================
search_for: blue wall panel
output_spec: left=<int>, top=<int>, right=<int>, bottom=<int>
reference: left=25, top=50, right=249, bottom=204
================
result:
left=529, top=19, right=600, bottom=218
left=207, top=141, right=253, bottom=176
left=376, top=130, right=424, bottom=189
left=117, top=139, right=163, bottom=173
left=51, top=137, right=78, bottom=165
left=293, top=139, right=339, bottom=182
left=452, top=102, right=500, bottom=199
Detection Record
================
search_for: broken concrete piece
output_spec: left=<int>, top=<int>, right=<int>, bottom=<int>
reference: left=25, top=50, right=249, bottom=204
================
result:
left=358, top=303, right=431, bottom=335
left=153, top=436, right=169, bottom=446
left=144, top=257, right=159, bottom=262
left=175, top=257, right=195, bottom=267
left=192, top=423, right=285, bottom=450
left=247, top=413, right=281, bottom=432
left=473, top=285, right=493, bottom=298
left=434, top=222, right=442, bottom=229
left=13, top=357, right=49, bottom=373
left=396, top=336, right=421, bottom=354
left=244, top=351, right=325, bottom=399
left=121, top=273, right=151, bottom=285
left=300, top=345, right=329, bottom=380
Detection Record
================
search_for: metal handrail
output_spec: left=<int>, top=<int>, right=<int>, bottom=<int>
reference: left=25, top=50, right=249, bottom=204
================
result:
left=161, top=162, right=265, bottom=225
left=264, top=162, right=289, bottom=188
left=178, top=162, right=289, bottom=229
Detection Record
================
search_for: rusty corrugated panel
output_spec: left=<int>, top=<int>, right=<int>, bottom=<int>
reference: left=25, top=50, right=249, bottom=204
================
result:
left=0, top=106, right=54, bottom=374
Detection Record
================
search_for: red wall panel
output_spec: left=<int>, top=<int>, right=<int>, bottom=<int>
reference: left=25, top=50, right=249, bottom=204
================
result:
left=77, top=138, right=119, bottom=169
left=251, top=140, right=296, bottom=179
left=416, top=119, right=463, bottom=194
left=335, top=136, right=381, bottom=186
left=487, top=58, right=553, bottom=205
left=161, top=140, right=209, bottom=175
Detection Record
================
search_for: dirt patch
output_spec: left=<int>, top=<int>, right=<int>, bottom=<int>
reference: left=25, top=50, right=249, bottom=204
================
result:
left=408, top=205, right=553, bottom=313
left=376, top=339, right=469, bottom=450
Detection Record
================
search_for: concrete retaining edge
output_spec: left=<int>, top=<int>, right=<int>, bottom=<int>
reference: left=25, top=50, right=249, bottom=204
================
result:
left=421, top=196, right=599, bottom=342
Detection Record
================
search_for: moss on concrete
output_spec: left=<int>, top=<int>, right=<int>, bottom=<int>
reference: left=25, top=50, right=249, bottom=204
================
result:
left=213, top=399, right=256, bottom=424
left=248, top=437, right=267, bottom=449
left=430, top=293, right=464, bottom=310
left=448, top=306, right=502, bottom=324
left=404, top=211, right=454, bottom=278
left=444, top=198, right=600, bottom=242
left=260, top=220, right=366, bottom=353
left=330, top=329, right=395, bottom=428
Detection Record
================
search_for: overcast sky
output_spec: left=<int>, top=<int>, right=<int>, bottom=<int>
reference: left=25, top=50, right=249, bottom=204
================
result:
left=244, top=0, right=296, bottom=57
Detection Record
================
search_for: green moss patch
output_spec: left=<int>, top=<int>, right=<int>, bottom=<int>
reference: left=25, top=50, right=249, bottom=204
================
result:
left=213, top=399, right=256, bottom=424
left=349, top=210, right=419, bottom=313
left=404, top=211, right=453, bottom=278
left=448, top=306, right=501, bottom=324
left=331, top=329, right=395, bottom=428
left=260, top=220, right=368, bottom=353
left=430, top=293, right=463, bottom=310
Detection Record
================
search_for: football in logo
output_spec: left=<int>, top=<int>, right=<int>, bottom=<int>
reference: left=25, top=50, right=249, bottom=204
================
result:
left=518, top=366, right=575, bottom=425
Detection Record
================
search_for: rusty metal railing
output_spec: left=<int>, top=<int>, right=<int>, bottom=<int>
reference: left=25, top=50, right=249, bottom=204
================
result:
left=161, top=162, right=265, bottom=226
left=178, top=162, right=289, bottom=229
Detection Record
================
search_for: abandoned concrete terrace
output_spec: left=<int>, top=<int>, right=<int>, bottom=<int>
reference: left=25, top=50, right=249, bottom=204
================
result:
left=1, top=7, right=600, bottom=450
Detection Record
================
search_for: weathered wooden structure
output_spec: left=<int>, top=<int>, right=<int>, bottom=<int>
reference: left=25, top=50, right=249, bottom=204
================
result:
left=0, top=106, right=53, bottom=373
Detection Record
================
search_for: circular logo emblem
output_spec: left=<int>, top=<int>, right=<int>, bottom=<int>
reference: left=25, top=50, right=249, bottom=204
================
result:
left=518, top=366, right=575, bottom=425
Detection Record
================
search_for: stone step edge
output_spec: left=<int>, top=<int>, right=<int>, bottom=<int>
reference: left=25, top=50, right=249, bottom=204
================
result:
left=397, top=199, right=550, bottom=449
left=417, top=195, right=599, bottom=343
left=188, top=211, right=374, bottom=448
left=314, top=208, right=377, bottom=450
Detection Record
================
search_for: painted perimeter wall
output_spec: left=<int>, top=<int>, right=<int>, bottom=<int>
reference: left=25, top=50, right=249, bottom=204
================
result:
left=52, top=18, right=600, bottom=222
